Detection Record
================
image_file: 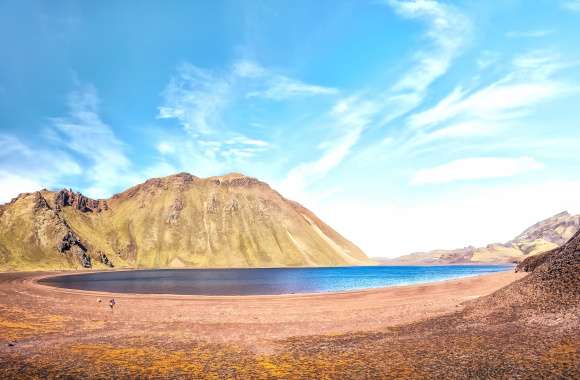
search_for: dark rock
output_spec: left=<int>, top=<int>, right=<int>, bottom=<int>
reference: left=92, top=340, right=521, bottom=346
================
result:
left=32, top=192, right=50, bottom=211
left=57, top=231, right=92, bottom=268
left=57, top=231, right=86, bottom=253
left=78, top=252, right=91, bottom=268
left=98, top=252, right=114, bottom=267
left=55, top=189, right=108, bottom=213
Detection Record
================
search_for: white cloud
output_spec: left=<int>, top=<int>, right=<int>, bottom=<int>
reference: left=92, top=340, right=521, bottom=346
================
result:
left=236, top=59, right=338, bottom=100
left=278, top=95, right=382, bottom=199
left=408, top=50, right=574, bottom=130
left=51, top=84, right=140, bottom=198
left=0, top=171, right=44, bottom=204
left=156, top=142, right=175, bottom=155
left=388, top=0, right=471, bottom=93
left=279, top=129, right=362, bottom=200
left=412, top=156, right=544, bottom=185
left=476, top=50, right=500, bottom=69
left=506, top=29, right=554, bottom=38
left=157, top=60, right=336, bottom=169
left=427, top=120, right=496, bottom=139
left=411, top=81, right=565, bottom=128
left=248, top=76, right=338, bottom=100
left=315, top=180, right=580, bottom=257
left=279, top=0, right=472, bottom=199
left=561, top=0, right=580, bottom=12
left=159, top=62, right=336, bottom=137
left=223, top=136, right=270, bottom=147
left=232, top=60, right=265, bottom=78
left=0, top=134, right=82, bottom=203
left=158, top=63, right=230, bottom=135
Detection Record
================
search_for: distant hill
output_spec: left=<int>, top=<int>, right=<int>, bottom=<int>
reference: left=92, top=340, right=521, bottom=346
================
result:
left=0, top=173, right=372, bottom=270
left=384, top=211, right=580, bottom=265
left=477, top=227, right=580, bottom=315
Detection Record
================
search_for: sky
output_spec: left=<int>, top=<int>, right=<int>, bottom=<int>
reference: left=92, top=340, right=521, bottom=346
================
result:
left=1, top=0, right=580, bottom=258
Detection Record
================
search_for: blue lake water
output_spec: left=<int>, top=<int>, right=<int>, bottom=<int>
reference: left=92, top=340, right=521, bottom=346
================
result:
left=40, top=265, right=513, bottom=296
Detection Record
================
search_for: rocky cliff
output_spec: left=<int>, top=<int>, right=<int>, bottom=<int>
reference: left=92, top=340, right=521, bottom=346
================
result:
left=0, top=173, right=372, bottom=270
left=386, top=211, right=580, bottom=265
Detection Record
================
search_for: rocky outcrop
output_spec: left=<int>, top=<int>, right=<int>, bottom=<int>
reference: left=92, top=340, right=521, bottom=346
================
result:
left=98, top=252, right=114, bottom=267
left=57, top=231, right=86, bottom=254
left=57, top=231, right=91, bottom=268
left=55, top=189, right=108, bottom=213
left=166, top=198, right=184, bottom=225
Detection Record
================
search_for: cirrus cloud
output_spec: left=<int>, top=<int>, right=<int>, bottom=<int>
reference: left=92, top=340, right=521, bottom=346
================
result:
left=412, top=156, right=544, bottom=185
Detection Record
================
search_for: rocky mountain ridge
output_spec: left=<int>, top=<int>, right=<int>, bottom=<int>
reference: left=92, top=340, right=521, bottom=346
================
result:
left=0, top=172, right=372, bottom=270
left=386, top=211, right=580, bottom=265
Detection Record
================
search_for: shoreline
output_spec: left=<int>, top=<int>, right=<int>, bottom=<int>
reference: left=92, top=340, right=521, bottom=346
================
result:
left=0, top=261, right=513, bottom=274
left=5, top=269, right=558, bottom=378
left=0, top=271, right=525, bottom=347
left=32, top=265, right=514, bottom=299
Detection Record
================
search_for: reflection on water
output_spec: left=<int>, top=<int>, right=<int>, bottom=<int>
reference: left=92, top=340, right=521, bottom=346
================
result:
left=40, top=265, right=512, bottom=296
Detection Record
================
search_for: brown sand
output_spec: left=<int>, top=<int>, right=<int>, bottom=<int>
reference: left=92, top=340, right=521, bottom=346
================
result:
left=0, top=271, right=522, bottom=348
left=4, top=270, right=576, bottom=379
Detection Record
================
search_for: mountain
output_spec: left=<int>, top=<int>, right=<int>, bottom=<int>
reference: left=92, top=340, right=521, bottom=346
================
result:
left=0, top=172, right=372, bottom=270
left=385, top=211, right=580, bottom=265
left=474, top=227, right=579, bottom=315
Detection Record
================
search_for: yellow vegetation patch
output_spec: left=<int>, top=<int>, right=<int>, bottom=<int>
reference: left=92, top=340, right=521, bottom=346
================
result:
left=0, top=305, right=69, bottom=340
left=70, top=344, right=213, bottom=377
left=542, top=341, right=578, bottom=366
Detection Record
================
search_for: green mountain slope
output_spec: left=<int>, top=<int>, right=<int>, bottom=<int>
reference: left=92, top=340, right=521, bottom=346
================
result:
left=0, top=173, right=372, bottom=270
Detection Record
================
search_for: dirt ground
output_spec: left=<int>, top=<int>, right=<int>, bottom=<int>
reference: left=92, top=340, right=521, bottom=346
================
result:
left=0, top=271, right=577, bottom=379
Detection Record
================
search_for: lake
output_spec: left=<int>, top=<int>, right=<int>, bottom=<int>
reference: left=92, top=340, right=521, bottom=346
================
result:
left=39, top=265, right=513, bottom=296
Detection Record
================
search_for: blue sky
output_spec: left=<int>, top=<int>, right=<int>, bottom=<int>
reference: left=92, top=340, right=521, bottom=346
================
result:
left=1, top=0, right=580, bottom=257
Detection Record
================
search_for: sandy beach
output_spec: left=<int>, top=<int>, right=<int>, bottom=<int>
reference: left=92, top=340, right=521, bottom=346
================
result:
left=3, top=268, right=577, bottom=379
left=0, top=271, right=522, bottom=347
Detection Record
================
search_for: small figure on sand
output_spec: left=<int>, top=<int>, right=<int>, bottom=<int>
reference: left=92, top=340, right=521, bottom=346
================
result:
left=109, top=298, right=116, bottom=310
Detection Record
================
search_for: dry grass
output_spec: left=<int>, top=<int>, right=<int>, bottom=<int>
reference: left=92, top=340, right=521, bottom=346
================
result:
left=0, top=305, right=68, bottom=341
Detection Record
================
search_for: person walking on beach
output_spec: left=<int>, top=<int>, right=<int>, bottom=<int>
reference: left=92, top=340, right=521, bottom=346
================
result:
left=109, top=298, right=116, bottom=311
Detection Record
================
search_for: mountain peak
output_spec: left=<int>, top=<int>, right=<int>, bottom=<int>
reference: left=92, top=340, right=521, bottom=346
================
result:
left=0, top=172, right=371, bottom=269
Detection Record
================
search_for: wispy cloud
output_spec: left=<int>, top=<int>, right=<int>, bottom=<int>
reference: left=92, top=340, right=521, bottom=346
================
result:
left=51, top=84, right=139, bottom=198
left=235, top=59, right=338, bottom=100
left=279, top=98, right=378, bottom=198
left=388, top=0, right=471, bottom=93
left=158, top=63, right=230, bottom=135
left=408, top=50, right=575, bottom=136
left=157, top=59, right=336, bottom=170
left=247, top=76, right=337, bottom=100
left=506, top=29, right=554, bottom=38
left=412, top=156, right=544, bottom=185
left=279, top=0, right=472, bottom=198
left=561, top=0, right=580, bottom=12
left=158, top=60, right=337, bottom=137
left=0, top=135, right=82, bottom=203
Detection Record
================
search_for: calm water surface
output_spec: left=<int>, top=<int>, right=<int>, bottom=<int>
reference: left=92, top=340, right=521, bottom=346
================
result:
left=40, top=265, right=512, bottom=296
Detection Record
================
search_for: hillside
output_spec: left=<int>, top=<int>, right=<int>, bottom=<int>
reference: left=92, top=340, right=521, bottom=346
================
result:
left=0, top=172, right=372, bottom=270
left=472, top=227, right=579, bottom=318
left=386, top=211, right=580, bottom=265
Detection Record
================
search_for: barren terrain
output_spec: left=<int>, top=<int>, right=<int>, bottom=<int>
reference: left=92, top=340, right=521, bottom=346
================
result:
left=3, top=270, right=575, bottom=379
